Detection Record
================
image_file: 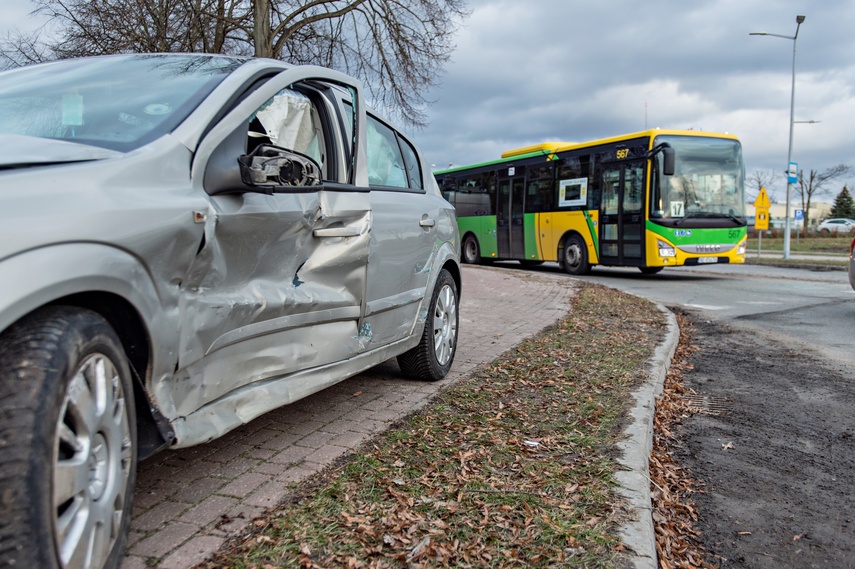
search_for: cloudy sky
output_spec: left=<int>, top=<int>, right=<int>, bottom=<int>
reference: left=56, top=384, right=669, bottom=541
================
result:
left=412, top=0, right=855, bottom=203
left=3, top=0, right=854, bottom=202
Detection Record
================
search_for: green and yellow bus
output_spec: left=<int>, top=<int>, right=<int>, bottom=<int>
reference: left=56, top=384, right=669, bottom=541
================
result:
left=436, top=129, right=747, bottom=274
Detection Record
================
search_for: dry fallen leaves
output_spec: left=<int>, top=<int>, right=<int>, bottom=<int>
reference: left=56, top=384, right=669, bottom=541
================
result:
left=195, top=283, right=682, bottom=569
left=649, top=312, right=717, bottom=569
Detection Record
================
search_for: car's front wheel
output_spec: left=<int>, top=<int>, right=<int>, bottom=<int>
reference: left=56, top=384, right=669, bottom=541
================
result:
left=0, top=307, right=137, bottom=569
left=398, top=269, right=459, bottom=381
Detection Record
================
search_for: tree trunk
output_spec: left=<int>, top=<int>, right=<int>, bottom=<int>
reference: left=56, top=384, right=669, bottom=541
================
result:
left=254, top=0, right=272, bottom=58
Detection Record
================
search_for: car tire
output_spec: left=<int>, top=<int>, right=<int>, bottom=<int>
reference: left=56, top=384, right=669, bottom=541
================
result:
left=397, top=269, right=459, bottom=382
left=0, top=306, right=136, bottom=569
left=561, top=234, right=591, bottom=275
left=462, top=234, right=481, bottom=264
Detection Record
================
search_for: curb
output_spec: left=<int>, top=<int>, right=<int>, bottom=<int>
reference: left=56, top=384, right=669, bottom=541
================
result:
left=614, top=302, right=680, bottom=569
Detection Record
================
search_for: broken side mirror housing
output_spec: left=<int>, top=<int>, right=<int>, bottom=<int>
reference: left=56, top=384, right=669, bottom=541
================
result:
left=238, top=144, right=322, bottom=190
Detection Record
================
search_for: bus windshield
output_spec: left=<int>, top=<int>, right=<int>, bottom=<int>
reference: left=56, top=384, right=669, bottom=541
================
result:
left=651, top=135, right=745, bottom=220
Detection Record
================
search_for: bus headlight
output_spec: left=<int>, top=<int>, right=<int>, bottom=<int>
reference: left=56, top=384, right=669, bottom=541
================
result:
left=737, top=241, right=746, bottom=255
left=658, top=240, right=676, bottom=257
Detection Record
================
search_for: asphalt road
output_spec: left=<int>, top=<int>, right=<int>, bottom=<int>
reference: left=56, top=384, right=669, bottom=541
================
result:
left=500, top=260, right=854, bottom=370
left=567, top=261, right=855, bottom=567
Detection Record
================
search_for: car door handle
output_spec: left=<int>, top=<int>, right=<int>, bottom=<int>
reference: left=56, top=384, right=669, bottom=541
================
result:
left=313, top=227, right=361, bottom=238
left=419, top=218, right=436, bottom=228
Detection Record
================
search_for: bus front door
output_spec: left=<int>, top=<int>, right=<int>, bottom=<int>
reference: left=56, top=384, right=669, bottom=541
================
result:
left=599, top=162, right=645, bottom=267
left=497, top=175, right=526, bottom=259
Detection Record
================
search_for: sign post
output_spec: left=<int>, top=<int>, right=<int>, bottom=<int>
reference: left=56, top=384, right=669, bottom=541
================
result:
left=754, top=187, right=772, bottom=257
left=794, top=209, right=804, bottom=246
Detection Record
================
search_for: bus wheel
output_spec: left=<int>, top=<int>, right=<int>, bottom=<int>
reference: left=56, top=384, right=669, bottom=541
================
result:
left=462, top=234, right=481, bottom=264
left=0, top=307, right=137, bottom=569
left=639, top=267, right=664, bottom=275
left=562, top=235, right=590, bottom=275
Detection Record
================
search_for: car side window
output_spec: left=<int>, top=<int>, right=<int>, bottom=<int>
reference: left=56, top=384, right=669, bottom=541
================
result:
left=249, top=88, right=327, bottom=179
left=398, top=135, right=423, bottom=190
left=366, top=115, right=408, bottom=188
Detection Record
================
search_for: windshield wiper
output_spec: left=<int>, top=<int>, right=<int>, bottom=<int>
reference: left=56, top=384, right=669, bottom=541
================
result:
left=675, top=211, right=744, bottom=226
left=674, top=211, right=700, bottom=226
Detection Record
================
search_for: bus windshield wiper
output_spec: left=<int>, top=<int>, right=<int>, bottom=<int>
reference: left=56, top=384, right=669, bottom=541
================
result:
left=676, top=211, right=744, bottom=226
left=674, top=211, right=700, bottom=226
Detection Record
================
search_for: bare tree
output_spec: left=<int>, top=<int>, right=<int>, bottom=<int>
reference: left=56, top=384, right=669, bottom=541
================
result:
left=1, top=0, right=469, bottom=128
left=795, top=164, right=853, bottom=234
left=746, top=168, right=781, bottom=204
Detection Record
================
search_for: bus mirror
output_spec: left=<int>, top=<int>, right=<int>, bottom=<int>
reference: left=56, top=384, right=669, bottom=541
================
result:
left=662, top=146, right=675, bottom=176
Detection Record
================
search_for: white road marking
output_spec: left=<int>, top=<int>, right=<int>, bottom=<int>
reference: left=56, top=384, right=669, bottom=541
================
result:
left=685, top=304, right=728, bottom=311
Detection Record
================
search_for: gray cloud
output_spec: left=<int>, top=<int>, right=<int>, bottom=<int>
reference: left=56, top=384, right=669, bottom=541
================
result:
left=2, top=0, right=853, bottom=195
left=411, top=0, right=855, bottom=197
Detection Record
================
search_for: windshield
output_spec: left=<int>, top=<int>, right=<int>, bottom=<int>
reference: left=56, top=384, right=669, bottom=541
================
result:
left=0, top=54, right=245, bottom=152
left=650, top=135, right=745, bottom=221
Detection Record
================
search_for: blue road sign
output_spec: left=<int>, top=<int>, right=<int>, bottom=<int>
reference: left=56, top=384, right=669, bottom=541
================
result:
left=788, top=162, right=798, bottom=184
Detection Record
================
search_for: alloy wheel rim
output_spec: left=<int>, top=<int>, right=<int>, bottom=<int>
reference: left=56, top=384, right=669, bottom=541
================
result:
left=54, top=353, right=132, bottom=569
left=432, top=284, right=458, bottom=366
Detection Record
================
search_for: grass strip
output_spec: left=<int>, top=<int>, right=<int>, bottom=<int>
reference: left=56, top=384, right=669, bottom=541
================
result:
left=745, top=236, right=852, bottom=255
left=199, top=282, right=666, bottom=569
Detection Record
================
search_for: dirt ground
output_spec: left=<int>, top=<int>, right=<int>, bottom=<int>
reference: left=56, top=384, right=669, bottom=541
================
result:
left=674, top=310, right=855, bottom=569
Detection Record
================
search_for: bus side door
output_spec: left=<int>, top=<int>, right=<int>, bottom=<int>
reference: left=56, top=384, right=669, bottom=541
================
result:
left=599, top=161, right=645, bottom=266
left=497, top=171, right=526, bottom=259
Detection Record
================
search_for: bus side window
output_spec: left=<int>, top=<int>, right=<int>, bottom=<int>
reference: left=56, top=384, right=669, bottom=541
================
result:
left=455, top=174, right=492, bottom=217
left=579, top=156, right=597, bottom=209
left=525, top=165, right=554, bottom=213
left=482, top=171, right=497, bottom=216
left=556, top=156, right=592, bottom=210
left=440, top=176, right=457, bottom=204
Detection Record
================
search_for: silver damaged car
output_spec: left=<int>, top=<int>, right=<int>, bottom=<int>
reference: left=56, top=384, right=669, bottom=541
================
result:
left=0, top=53, right=460, bottom=569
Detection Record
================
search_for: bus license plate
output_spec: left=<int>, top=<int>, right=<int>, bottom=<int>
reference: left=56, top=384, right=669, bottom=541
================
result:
left=698, top=257, right=718, bottom=264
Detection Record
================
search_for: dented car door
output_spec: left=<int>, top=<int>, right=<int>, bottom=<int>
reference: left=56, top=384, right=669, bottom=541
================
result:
left=167, top=69, right=371, bottom=425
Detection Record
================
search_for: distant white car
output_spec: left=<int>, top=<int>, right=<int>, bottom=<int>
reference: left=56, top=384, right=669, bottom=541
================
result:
left=817, top=218, right=855, bottom=235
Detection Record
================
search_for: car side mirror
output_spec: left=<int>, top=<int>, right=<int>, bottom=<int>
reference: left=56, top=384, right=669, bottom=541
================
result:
left=238, top=144, right=322, bottom=190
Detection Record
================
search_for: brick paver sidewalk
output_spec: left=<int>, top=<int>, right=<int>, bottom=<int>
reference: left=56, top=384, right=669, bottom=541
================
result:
left=123, top=265, right=575, bottom=568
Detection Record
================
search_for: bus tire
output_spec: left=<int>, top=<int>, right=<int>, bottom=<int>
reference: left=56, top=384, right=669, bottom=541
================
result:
left=639, top=267, right=664, bottom=275
left=561, top=235, right=590, bottom=275
left=0, top=306, right=137, bottom=569
left=462, top=234, right=481, bottom=264
left=398, top=269, right=459, bottom=382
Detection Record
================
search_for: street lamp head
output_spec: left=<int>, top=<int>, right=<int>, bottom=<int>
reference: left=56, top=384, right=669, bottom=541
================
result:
left=796, top=15, right=805, bottom=24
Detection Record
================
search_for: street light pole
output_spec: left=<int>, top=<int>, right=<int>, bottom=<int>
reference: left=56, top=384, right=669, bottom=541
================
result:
left=750, top=14, right=805, bottom=259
